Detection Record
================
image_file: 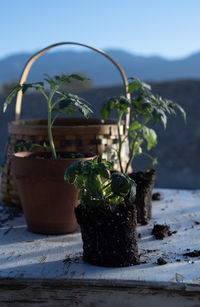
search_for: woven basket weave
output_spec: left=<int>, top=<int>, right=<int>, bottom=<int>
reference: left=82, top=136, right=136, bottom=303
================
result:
left=1, top=42, right=131, bottom=207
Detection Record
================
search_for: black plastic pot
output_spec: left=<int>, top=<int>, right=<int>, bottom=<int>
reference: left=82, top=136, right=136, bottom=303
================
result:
left=75, top=202, right=139, bottom=267
left=130, top=169, right=156, bottom=225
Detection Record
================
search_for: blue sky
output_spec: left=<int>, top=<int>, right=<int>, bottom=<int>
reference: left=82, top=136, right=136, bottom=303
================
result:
left=1, top=0, right=200, bottom=60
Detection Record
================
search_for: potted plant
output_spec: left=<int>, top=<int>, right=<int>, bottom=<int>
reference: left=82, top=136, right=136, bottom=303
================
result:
left=65, top=157, right=139, bottom=267
left=101, top=77, right=186, bottom=224
left=3, top=74, right=94, bottom=234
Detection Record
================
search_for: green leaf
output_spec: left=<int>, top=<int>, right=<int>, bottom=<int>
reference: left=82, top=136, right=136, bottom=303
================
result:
left=74, top=175, right=84, bottom=189
left=128, top=180, right=137, bottom=203
left=161, top=113, right=167, bottom=129
left=143, top=127, right=157, bottom=150
left=111, top=172, right=131, bottom=196
left=54, top=93, right=93, bottom=119
left=100, top=95, right=130, bottom=120
left=134, top=143, right=143, bottom=156
left=87, top=175, right=103, bottom=199
left=95, top=163, right=110, bottom=179
left=174, top=102, right=187, bottom=123
left=74, top=99, right=93, bottom=119
left=129, top=121, right=141, bottom=131
left=145, top=158, right=158, bottom=171
left=64, top=161, right=81, bottom=184
left=3, top=84, right=22, bottom=112
left=128, top=80, right=141, bottom=93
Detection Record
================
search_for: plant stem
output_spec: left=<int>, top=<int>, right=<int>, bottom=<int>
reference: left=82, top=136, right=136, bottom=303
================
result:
left=125, top=118, right=148, bottom=174
left=102, top=182, right=111, bottom=190
left=141, top=152, right=155, bottom=161
left=117, top=113, right=124, bottom=173
left=47, top=101, right=57, bottom=159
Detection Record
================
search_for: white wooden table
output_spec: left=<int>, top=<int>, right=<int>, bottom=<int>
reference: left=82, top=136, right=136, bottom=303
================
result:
left=1, top=189, right=200, bottom=306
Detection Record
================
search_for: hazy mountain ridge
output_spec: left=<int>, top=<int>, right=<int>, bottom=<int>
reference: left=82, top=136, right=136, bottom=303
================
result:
left=1, top=49, right=200, bottom=87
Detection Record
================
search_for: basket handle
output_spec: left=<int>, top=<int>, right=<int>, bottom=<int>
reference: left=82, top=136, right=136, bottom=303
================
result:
left=14, top=42, right=130, bottom=131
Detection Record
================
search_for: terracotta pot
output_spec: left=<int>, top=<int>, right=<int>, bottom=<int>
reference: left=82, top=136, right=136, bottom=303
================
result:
left=75, top=203, right=139, bottom=267
left=11, top=152, right=93, bottom=234
left=130, top=169, right=156, bottom=225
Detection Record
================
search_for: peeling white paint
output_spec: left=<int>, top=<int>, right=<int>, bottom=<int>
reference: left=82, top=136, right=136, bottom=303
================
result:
left=1, top=188, right=200, bottom=287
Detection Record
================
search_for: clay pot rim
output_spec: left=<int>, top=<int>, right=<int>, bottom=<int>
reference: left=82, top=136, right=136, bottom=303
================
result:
left=12, top=151, right=96, bottom=161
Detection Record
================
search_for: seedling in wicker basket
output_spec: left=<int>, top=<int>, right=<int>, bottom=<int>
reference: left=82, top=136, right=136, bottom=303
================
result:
left=3, top=74, right=93, bottom=159
left=101, top=77, right=186, bottom=173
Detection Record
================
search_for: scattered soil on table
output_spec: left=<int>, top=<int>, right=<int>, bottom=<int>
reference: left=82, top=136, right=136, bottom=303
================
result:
left=146, top=249, right=158, bottom=253
left=183, top=250, right=200, bottom=257
left=157, top=257, right=167, bottom=265
left=152, top=192, right=161, bottom=201
left=167, top=230, right=177, bottom=236
left=151, top=224, right=177, bottom=239
left=152, top=224, right=169, bottom=239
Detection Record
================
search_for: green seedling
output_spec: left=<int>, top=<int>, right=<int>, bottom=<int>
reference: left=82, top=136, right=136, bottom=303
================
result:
left=101, top=77, right=186, bottom=173
left=64, top=157, right=136, bottom=212
left=3, top=74, right=93, bottom=159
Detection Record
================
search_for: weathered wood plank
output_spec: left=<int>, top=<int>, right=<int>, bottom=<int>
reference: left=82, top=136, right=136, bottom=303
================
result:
left=0, top=279, right=200, bottom=307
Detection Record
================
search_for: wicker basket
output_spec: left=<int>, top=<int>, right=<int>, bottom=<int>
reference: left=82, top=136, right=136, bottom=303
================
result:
left=1, top=42, right=131, bottom=207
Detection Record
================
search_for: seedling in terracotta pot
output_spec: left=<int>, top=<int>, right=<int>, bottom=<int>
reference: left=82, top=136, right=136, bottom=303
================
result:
left=65, top=157, right=139, bottom=267
left=101, top=77, right=186, bottom=224
left=3, top=74, right=95, bottom=235
left=3, top=73, right=93, bottom=159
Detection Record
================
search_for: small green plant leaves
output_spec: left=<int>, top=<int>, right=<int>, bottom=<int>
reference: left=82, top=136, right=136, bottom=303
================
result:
left=128, top=180, right=137, bottom=203
left=64, top=161, right=81, bottom=184
left=128, top=79, right=141, bottom=93
left=54, top=93, right=93, bottom=119
left=174, top=102, right=187, bottom=123
left=3, top=73, right=93, bottom=159
left=145, top=158, right=158, bottom=171
left=143, top=127, right=157, bottom=151
left=95, top=162, right=110, bottom=179
left=14, top=141, right=49, bottom=153
left=111, top=172, right=132, bottom=196
left=64, top=158, right=136, bottom=211
left=3, top=84, right=22, bottom=112
left=100, top=75, right=186, bottom=172
left=101, top=95, right=131, bottom=120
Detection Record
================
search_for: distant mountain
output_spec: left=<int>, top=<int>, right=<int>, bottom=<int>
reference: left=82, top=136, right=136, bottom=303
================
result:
left=1, top=48, right=200, bottom=87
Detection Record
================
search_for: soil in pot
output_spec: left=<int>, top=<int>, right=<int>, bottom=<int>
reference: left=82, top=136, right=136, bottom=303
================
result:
left=75, top=202, right=139, bottom=267
left=129, top=169, right=156, bottom=225
left=11, top=151, right=94, bottom=235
